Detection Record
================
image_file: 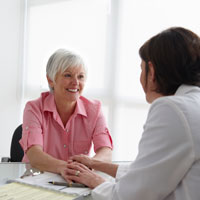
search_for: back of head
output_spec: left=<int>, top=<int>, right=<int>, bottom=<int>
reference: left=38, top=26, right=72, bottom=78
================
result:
left=139, top=27, right=200, bottom=95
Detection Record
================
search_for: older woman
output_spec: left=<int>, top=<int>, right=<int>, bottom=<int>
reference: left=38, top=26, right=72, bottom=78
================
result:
left=19, top=49, right=113, bottom=178
left=65, top=27, right=200, bottom=200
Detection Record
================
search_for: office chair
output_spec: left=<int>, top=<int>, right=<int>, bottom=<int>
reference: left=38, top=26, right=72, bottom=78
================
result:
left=10, top=124, right=24, bottom=162
left=1, top=124, right=24, bottom=162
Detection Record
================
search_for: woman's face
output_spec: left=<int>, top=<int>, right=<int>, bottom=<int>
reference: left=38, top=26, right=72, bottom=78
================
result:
left=51, top=65, right=86, bottom=104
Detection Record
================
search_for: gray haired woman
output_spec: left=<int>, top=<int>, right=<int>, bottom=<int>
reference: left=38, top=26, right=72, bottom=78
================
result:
left=20, top=49, right=113, bottom=179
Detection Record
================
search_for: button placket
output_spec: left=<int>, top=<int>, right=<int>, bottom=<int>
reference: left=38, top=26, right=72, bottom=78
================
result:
left=63, top=129, right=68, bottom=151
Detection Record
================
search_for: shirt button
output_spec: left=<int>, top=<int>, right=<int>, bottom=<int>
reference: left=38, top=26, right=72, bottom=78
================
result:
left=84, top=151, right=88, bottom=154
left=25, top=126, right=29, bottom=130
left=66, top=129, right=69, bottom=133
left=64, top=144, right=67, bottom=148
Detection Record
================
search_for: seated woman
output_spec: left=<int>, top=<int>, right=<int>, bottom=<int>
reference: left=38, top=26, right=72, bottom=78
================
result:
left=65, top=27, right=200, bottom=200
left=19, top=49, right=113, bottom=178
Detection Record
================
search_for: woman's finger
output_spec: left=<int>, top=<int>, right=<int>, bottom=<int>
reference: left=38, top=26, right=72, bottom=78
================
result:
left=67, top=162, right=90, bottom=171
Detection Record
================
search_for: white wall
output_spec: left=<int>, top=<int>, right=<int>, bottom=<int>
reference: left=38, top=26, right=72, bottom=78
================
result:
left=0, top=0, right=24, bottom=157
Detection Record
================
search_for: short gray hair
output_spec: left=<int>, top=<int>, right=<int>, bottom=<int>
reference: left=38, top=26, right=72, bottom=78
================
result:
left=46, top=49, right=87, bottom=91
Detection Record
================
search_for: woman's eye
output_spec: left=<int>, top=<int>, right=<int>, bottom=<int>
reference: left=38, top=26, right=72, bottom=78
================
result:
left=79, top=75, right=85, bottom=79
left=64, top=74, right=71, bottom=77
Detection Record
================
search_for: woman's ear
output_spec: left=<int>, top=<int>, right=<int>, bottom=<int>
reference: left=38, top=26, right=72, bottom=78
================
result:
left=46, top=75, right=54, bottom=89
left=148, top=61, right=156, bottom=82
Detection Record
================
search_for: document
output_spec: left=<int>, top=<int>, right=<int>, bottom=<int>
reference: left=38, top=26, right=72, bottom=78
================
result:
left=0, top=182, right=77, bottom=200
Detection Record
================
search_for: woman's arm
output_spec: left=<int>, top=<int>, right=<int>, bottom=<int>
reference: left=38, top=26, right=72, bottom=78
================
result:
left=93, top=147, right=112, bottom=162
left=92, top=159, right=118, bottom=178
left=91, top=102, right=113, bottom=161
left=26, top=145, right=68, bottom=177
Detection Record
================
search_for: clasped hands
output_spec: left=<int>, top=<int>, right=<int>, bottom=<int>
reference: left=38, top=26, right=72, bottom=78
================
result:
left=61, top=154, right=105, bottom=189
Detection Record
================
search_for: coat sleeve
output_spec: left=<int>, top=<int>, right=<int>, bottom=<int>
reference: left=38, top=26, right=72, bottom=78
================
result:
left=92, top=98, right=195, bottom=200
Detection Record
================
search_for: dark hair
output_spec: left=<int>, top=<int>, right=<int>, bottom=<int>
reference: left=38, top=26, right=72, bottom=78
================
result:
left=139, top=27, right=200, bottom=95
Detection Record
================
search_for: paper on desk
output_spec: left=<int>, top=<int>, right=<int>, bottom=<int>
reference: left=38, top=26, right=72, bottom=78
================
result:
left=0, top=182, right=76, bottom=200
left=11, top=172, right=91, bottom=196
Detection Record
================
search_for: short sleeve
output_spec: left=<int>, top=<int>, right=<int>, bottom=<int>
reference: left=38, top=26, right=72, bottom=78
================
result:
left=92, top=108, right=113, bottom=152
left=19, top=102, right=43, bottom=153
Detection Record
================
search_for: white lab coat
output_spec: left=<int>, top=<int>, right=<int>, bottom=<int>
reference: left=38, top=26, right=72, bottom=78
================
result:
left=92, top=85, right=200, bottom=200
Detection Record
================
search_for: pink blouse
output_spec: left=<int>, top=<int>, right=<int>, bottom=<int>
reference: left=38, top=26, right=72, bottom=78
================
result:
left=19, top=92, right=113, bottom=162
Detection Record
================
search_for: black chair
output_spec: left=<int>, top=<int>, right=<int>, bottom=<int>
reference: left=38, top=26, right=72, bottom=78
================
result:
left=1, top=124, right=24, bottom=162
left=10, top=124, right=24, bottom=162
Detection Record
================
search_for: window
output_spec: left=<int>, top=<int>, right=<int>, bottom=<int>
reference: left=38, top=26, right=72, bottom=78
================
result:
left=23, top=0, right=200, bottom=161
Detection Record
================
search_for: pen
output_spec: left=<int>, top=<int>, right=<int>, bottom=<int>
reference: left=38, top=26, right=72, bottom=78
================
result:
left=48, top=181, right=87, bottom=188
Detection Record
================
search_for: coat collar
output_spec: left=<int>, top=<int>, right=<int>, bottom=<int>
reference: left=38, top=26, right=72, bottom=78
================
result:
left=175, top=84, right=200, bottom=96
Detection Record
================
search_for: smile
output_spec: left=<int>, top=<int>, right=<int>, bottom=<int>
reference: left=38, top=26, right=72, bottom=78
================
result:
left=66, top=89, right=79, bottom=92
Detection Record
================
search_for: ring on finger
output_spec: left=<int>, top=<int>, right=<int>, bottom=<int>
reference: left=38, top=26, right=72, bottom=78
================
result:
left=75, top=170, right=80, bottom=176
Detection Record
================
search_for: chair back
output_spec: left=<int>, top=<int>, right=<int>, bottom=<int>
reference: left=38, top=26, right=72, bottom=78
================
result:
left=10, top=124, right=24, bottom=162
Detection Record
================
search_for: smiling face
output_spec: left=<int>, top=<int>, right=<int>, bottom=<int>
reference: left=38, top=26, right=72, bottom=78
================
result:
left=47, top=65, right=86, bottom=105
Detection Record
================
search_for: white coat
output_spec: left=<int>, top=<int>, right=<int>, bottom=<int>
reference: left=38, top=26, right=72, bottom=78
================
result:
left=92, top=85, right=200, bottom=200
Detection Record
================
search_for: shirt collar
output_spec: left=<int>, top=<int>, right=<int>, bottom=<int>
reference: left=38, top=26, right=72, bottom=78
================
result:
left=175, top=84, right=200, bottom=96
left=43, top=92, right=87, bottom=117
left=43, top=92, right=57, bottom=113
left=74, top=97, right=87, bottom=117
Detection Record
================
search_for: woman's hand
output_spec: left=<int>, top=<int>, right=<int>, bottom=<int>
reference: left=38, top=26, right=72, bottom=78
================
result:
left=69, top=154, right=118, bottom=178
left=63, top=162, right=105, bottom=189
left=55, top=163, right=74, bottom=185
left=69, top=154, right=94, bottom=169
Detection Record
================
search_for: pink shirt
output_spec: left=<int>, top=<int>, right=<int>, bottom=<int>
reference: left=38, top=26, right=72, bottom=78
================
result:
left=19, top=92, right=113, bottom=162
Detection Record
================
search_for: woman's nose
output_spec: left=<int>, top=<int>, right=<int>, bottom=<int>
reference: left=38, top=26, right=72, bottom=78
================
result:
left=72, top=77, right=79, bottom=85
